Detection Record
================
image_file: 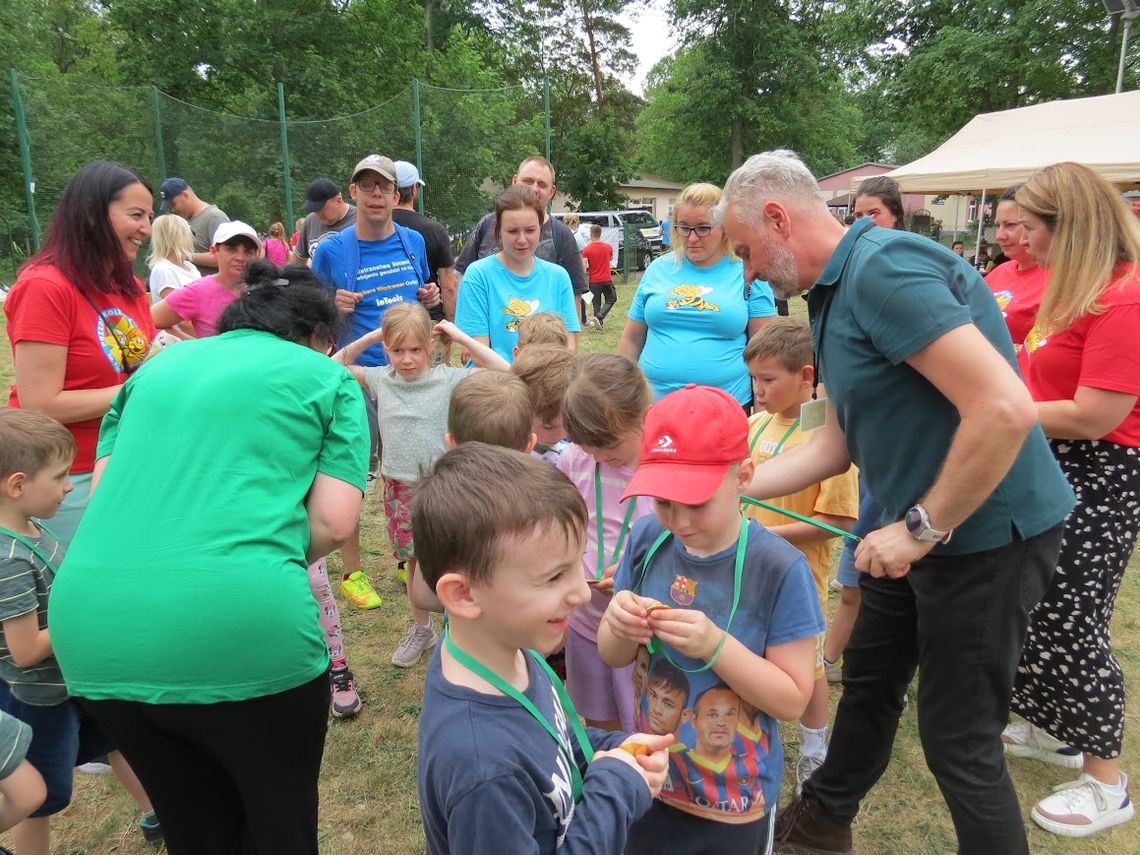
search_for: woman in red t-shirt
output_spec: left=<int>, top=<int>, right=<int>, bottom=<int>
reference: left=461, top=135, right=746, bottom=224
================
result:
left=1005, top=162, right=1140, bottom=839
left=985, top=185, right=1047, bottom=348
left=3, top=161, right=157, bottom=546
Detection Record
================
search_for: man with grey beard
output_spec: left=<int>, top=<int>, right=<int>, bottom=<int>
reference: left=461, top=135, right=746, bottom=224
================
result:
left=715, top=149, right=1072, bottom=855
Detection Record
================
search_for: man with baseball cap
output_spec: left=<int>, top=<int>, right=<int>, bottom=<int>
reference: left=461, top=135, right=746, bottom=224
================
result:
left=151, top=221, right=260, bottom=338
left=160, top=178, right=230, bottom=276
left=392, top=161, right=456, bottom=322
left=294, top=178, right=356, bottom=265
left=310, top=154, right=442, bottom=611
left=455, top=156, right=588, bottom=303
left=716, top=150, right=1073, bottom=854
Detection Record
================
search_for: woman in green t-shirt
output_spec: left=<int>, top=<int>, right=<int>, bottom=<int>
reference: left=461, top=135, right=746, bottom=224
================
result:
left=50, top=261, right=370, bottom=855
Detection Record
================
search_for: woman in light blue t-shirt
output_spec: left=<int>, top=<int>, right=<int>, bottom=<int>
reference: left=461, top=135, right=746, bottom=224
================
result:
left=617, top=183, right=776, bottom=406
left=455, top=186, right=582, bottom=362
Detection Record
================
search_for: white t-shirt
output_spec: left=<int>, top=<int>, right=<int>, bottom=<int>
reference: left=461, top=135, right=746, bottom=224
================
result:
left=148, top=258, right=201, bottom=303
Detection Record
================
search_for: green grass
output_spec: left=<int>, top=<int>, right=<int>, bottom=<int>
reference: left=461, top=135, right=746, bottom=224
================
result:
left=1, top=287, right=1138, bottom=853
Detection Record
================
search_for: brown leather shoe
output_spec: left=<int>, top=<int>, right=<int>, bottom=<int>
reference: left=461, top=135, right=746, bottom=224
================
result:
left=774, top=794, right=854, bottom=854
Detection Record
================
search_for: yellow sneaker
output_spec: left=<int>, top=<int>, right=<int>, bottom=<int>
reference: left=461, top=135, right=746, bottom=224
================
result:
left=341, top=571, right=382, bottom=609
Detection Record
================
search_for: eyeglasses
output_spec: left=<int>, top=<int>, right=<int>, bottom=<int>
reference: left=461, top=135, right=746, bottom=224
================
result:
left=676, top=224, right=714, bottom=238
left=355, top=178, right=396, bottom=194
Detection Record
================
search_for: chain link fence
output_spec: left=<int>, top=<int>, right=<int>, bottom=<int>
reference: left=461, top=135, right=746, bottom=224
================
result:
left=4, top=71, right=550, bottom=274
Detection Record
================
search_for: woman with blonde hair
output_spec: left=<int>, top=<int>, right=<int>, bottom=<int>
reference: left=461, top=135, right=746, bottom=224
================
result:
left=146, top=213, right=199, bottom=303
left=1004, top=162, right=1140, bottom=838
left=617, top=182, right=776, bottom=406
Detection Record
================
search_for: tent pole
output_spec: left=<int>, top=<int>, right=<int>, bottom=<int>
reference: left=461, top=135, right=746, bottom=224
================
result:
left=974, top=190, right=986, bottom=267
left=952, top=195, right=960, bottom=241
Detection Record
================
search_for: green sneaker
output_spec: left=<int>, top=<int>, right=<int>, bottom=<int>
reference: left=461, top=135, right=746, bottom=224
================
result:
left=396, top=561, right=407, bottom=585
left=341, top=571, right=382, bottom=609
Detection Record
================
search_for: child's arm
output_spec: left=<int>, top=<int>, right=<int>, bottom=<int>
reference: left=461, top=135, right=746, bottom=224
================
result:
left=332, top=327, right=383, bottom=367
left=765, top=512, right=856, bottom=547
left=2, top=613, right=52, bottom=669
left=647, top=611, right=816, bottom=720
left=434, top=320, right=509, bottom=371
left=0, top=761, right=45, bottom=832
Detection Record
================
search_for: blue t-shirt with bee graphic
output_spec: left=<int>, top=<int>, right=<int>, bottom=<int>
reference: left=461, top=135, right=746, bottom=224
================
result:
left=628, top=254, right=775, bottom=404
left=455, top=255, right=581, bottom=362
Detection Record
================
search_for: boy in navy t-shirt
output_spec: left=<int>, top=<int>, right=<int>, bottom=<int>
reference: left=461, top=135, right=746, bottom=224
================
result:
left=599, top=385, right=823, bottom=853
left=413, top=444, right=673, bottom=854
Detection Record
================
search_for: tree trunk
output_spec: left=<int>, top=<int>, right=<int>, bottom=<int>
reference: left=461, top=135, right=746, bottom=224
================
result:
left=730, top=114, right=744, bottom=169
left=425, top=0, right=438, bottom=54
left=580, top=0, right=605, bottom=105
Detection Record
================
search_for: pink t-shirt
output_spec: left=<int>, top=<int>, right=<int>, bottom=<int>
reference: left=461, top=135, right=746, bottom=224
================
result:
left=163, top=275, right=240, bottom=338
left=264, top=238, right=288, bottom=266
left=558, top=443, right=654, bottom=638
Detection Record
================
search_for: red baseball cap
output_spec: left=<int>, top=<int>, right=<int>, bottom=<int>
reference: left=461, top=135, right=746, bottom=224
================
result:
left=622, top=384, right=749, bottom=504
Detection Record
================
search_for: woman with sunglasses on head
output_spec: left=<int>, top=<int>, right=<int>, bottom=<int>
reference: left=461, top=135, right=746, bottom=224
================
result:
left=617, top=182, right=776, bottom=407
left=4, top=160, right=156, bottom=547
left=1003, top=162, right=1140, bottom=839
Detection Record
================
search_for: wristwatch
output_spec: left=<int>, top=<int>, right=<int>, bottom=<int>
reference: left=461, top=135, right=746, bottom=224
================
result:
left=904, top=504, right=952, bottom=544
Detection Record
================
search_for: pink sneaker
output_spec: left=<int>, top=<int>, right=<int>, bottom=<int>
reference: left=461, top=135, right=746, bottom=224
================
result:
left=330, top=666, right=362, bottom=719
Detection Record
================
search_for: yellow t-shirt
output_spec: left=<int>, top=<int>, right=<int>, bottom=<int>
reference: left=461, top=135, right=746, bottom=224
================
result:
left=745, top=412, right=859, bottom=607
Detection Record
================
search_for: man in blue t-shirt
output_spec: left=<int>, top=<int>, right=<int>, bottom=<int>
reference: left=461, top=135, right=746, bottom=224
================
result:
left=311, top=154, right=442, bottom=612
left=312, top=154, right=439, bottom=367
left=719, top=150, right=1073, bottom=855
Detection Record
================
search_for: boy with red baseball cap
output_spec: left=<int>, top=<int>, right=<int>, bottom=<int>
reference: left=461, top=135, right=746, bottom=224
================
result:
left=598, top=384, right=823, bottom=852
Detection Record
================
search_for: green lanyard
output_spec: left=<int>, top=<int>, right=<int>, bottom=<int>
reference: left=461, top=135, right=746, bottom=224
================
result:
left=748, top=415, right=800, bottom=456
left=0, top=525, right=61, bottom=573
left=739, top=496, right=861, bottom=542
left=442, top=627, right=594, bottom=802
left=632, top=515, right=748, bottom=674
left=593, top=463, right=637, bottom=582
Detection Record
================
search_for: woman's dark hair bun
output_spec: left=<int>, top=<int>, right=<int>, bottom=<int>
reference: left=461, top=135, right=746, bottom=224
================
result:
left=244, top=258, right=283, bottom=290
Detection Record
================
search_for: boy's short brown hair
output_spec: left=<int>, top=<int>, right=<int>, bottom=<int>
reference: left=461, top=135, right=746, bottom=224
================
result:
left=516, top=312, right=569, bottom=350
left=0, top=410, right=76, bottom=480
left=743, top=317, right=814, bottom=374
left=562, top=354, right=652, bottom=448
left=448, top=370, right=533, bottom=451
left=510, top=345, right=578, bottom=424
left=413, top=443, right=587, bottom=589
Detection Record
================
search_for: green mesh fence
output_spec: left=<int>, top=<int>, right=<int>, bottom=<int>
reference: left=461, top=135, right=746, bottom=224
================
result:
left=4, top=71, right=549, bottom=274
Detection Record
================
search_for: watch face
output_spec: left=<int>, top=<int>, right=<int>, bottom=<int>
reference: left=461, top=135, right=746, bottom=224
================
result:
left=904, top=507, right=923, bottom=535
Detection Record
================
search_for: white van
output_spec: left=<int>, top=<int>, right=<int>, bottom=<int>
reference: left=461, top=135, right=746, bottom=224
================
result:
left=553, top=209, right=663, bottom=271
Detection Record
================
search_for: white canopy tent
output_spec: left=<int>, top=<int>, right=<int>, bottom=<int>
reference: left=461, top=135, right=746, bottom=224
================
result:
left=863, top=90, right=1140, bottom=194
left=850, top=91, right=1140, bottom=258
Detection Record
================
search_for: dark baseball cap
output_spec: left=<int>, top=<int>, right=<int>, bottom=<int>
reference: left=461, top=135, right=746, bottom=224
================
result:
left=159, top=177, right=189, bottom=211
left=303, top=178, right=341, bottom=214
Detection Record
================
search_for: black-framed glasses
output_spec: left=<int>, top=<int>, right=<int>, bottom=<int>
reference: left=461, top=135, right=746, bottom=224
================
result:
left=355, top=178, right=396, bottom=194
left=677, top=224, right=714, bottom=237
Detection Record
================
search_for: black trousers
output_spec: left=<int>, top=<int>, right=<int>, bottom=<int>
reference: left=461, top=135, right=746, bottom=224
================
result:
left=590, top=280, right=618, bottom=322
left=83, top=670, right=330, bottom=855
left=804, top=525, right=1063, bottom=855
left=626, top=799, right=773, bottom=854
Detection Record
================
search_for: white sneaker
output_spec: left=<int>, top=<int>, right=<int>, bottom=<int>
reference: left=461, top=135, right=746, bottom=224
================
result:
left=77, top=759, right=112, bottom=774
left=795, top=751, right=825, bottom=796
left=1002, top=720, right=1083, bottom=769
left=1032, top=772, right=1134, bottom=837
left=391, top=620, right=437, bottom=668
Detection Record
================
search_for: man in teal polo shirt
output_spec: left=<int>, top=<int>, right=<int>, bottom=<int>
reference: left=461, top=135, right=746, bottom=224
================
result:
left=716, top=150, right=1073, bottom=855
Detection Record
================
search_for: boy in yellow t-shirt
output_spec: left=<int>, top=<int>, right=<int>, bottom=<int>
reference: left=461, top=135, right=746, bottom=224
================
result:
left=743, top=318, right=859, bottom=794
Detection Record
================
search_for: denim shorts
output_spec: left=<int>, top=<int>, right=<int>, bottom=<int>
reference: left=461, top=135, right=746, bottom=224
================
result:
left=836, top=484, right=883, bottom=589
left=0, top=685, right=114, bottom=816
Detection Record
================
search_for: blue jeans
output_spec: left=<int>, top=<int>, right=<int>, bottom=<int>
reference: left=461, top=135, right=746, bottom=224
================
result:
left=835, top=481, right=882, bottom=588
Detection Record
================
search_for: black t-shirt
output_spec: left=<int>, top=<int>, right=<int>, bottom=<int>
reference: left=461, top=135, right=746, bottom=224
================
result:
left=393, top=208, right=454, bottom=321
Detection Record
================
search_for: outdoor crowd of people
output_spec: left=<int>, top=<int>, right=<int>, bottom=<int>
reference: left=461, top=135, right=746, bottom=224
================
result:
left=0, top=147, right=1137, bottom=855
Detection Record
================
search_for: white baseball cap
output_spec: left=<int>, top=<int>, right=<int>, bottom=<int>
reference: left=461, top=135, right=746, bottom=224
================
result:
left=211, top=220, right=261, bottom=248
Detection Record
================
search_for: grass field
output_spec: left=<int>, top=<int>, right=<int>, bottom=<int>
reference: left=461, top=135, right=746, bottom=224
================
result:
left=0, top=283, right=1137, bottom=854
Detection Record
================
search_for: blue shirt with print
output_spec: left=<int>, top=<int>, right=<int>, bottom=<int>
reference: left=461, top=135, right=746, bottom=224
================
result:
left=614, top=516, right=822, bottom=824
left=455, top=255, right=581, bottom=362
left=311, top=224, right=430, bottom=366
left=628, top=254, right=776, bottom=404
